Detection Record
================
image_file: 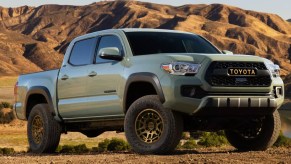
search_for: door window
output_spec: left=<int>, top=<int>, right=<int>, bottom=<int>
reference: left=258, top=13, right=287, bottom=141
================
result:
left=69, top=38, right=97, bottom=66
left=96, top=35, right=123, bottom=63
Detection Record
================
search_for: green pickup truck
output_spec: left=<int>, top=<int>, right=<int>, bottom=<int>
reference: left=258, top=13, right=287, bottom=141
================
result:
left=14, top=28, right=284, bottom=154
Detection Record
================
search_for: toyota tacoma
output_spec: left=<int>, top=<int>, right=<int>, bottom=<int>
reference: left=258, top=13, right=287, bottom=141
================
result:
left=14, top=29, right=284, bottom=154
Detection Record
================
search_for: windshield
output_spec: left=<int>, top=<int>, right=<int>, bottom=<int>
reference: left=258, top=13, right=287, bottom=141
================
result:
left=125, top=32, right=220, bottom=56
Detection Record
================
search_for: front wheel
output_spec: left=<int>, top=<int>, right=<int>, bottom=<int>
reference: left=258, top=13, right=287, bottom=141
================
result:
left=27, top=104, right=61, bottom=153
left=225, top=110, right=281, bottom=151
left=125, top=95, right=183, bottom=154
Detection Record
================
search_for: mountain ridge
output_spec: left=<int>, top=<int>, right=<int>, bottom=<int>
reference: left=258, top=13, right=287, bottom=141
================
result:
left=0, top=1, right=290, bottom=75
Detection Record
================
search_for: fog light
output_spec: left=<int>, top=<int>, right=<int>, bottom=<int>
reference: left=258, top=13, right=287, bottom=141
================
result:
left=274, top=86, right=283, bottom=98
left=181, top=86, right=196, bottom=98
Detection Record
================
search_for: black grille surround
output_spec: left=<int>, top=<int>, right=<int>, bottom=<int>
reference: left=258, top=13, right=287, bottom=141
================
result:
left=205, top=62, right=271, bottom=87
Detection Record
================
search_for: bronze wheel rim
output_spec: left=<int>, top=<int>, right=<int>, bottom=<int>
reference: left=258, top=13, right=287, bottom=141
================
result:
left=135, top=109, right=163, bottom=143
left=31, top=115, right=44, bottom=144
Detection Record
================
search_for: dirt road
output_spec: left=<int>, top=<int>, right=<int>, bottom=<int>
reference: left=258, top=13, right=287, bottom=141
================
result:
left=0, top=147, right=290, bottom=164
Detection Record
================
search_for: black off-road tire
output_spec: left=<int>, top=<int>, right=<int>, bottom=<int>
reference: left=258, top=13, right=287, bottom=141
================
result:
left=225, top=110, right=281, bottom=151
left=27, top=104, right=61, bottom=153
left=125, top=95, right=183, bottom=154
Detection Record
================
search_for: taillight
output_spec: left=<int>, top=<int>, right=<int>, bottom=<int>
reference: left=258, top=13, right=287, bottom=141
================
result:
left=14, top=82, right=18, bottom=103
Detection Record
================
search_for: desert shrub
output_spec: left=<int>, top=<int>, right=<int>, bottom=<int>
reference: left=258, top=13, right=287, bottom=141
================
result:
left=1, top=102, right=12, bottom=109
left=181, top=132, right=191, bottom=140
left=0, top=108, right=15, bottom=124
left=91, top=147, right=99, bottom=152
left=0, top=148, right=15, bottom=155
left=59, top=144, right=90, bottom=153
left=198, top=132, right=229, bottom=147
left=60, top=145, right=75, bottom=153
left=98, top=139, right=111, bottom=151
left=182, top=139, right=198, bottom=149
left=107, top=138, right=130, bottom=151
left=55, top=145, right=62, bottom=153
left=98, top=138, right=130, bottom=152
left=74, top=144, right=89, bottom=153
left=176, top=142, right=183, bottom=150
left=274, top=132, right=291, bottom=147
left=190, top=131, right=204, bottom=140
left=58, top=139, right=130, bottom=154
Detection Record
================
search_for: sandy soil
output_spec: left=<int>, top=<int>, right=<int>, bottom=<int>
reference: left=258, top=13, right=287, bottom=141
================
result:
left=1, top=122, right=291, bottom=163
left=1, top=113, right=291, bottom=163
left=0, top=147, right=290, bottom=164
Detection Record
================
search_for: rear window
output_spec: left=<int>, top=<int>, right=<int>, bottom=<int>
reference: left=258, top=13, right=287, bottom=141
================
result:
left=69, top=38, right=97, bottom=66
left=125, top=32, right=220, bottom=56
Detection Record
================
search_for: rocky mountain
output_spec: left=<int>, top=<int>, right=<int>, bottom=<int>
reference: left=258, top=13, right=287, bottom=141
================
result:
left=0, top=1, right=291, bottom=76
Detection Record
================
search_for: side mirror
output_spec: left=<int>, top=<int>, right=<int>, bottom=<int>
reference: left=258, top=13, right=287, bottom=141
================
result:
left=222, top=50, right=233, bottom=55
left=99, top=47, right=123, bottom=61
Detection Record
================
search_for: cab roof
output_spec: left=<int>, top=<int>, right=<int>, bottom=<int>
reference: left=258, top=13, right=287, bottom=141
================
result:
left=72, top=28, right=197, bottom=43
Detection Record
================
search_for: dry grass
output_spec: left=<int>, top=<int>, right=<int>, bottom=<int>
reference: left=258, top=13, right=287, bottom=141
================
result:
left=0, top=76, right=18, bottom=86
left=0, top=87, right=14, bottom=103
left=0, top=76, right=17, bottom=103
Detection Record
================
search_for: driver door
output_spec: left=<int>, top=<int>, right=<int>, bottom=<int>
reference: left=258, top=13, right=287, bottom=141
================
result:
left=85, top=35, right=125, bottom=118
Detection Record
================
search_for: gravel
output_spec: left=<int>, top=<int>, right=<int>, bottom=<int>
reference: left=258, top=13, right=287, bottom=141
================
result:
left=0, top=147, right=290, bottom=164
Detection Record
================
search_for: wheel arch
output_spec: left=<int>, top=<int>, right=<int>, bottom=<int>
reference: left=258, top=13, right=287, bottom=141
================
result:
left=123, top=72, right=165, bottom=113
left=25, top=86, right=55, bottom=119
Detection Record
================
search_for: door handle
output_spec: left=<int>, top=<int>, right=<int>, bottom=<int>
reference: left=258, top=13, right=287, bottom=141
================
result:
left=88, top=71, right=97, bottom=77
left=61, top=75, right=69, bottom=80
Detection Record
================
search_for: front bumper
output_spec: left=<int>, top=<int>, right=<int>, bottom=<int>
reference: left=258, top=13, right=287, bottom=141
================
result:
left=194, top=96, right=277, bottom=116
left=160, top=65, right=284, bottom=116
left=163, top=93, right=282, bottom=116
left=204, top=97, right=277, bottom=109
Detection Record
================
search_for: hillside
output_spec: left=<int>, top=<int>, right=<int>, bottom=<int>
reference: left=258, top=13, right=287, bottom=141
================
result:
left=0, top=1, right=290, bottom=75
left=288, top=19, right=291, bottom=22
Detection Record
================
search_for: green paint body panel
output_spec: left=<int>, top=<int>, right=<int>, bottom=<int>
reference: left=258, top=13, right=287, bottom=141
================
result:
left=14, top=28, right=284, bottom=124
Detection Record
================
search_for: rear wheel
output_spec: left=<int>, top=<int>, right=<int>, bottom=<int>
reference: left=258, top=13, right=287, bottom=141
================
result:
left=27, top=104, right=61, bottom=153
left=125, top=95, right=183, bottom=154
left=225, top=110, right=281, bottom=151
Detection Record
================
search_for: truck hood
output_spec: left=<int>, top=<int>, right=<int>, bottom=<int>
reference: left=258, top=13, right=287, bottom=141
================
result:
left=162, top=53, right=268, bottom=64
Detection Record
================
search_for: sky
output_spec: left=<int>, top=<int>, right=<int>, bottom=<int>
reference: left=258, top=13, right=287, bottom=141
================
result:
left=0, top=0, right=290, bottom=20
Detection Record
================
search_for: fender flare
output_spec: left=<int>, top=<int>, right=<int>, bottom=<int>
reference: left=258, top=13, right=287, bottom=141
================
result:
left=123, top=72, right=165, bottom=113
left=25, top=86, right=55, bottom=119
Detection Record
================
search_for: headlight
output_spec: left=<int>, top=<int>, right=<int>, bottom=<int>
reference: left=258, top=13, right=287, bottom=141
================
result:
left=161, top=62, right=201, bottom=76
left=267, top=63, right=280, bottom=77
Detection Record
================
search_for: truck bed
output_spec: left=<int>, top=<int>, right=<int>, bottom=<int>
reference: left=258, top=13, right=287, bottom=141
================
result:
left=14, top=69, right=60, bottom=120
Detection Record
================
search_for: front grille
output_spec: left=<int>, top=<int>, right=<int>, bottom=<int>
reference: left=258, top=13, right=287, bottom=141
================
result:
left=205, top=62, right=271, bottom=87
left=213, top=62, right=267, bottom=70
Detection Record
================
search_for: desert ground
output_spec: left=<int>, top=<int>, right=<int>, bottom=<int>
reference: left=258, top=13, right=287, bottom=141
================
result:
left=0, top=123, right=291, bottom=164
left=1, top=113, right=291, bottom=164
left=0, top=148, right=290, bottom=164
